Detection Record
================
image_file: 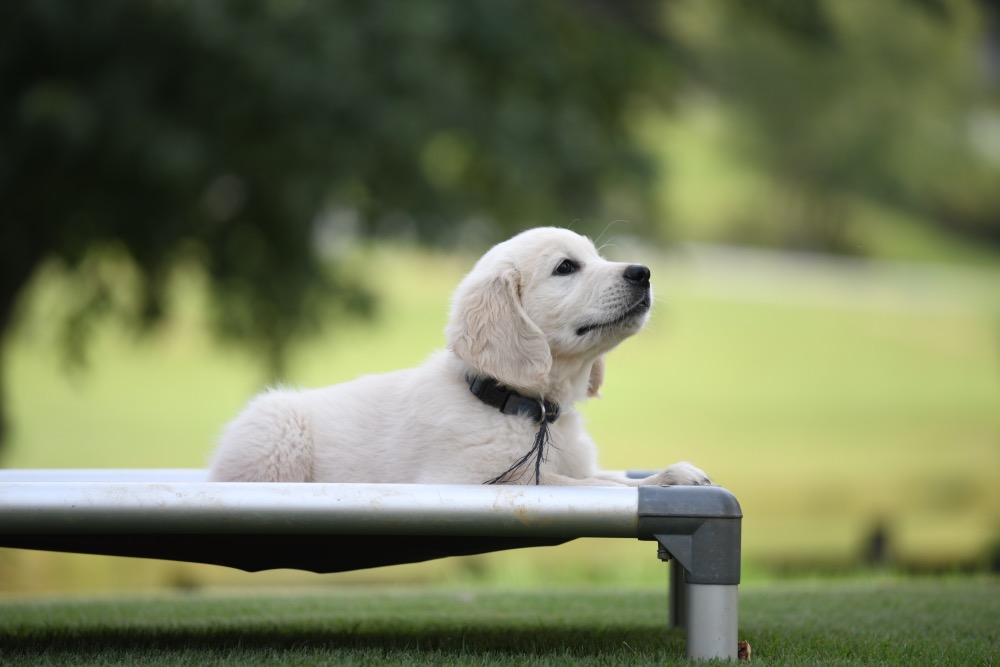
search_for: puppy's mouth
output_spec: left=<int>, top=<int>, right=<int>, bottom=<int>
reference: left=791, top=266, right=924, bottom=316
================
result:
left=575, top=293, right=651, bottom=336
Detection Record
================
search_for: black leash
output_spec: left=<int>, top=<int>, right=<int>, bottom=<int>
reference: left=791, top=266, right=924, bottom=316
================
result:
left=466, top=374, right=559, bottom=485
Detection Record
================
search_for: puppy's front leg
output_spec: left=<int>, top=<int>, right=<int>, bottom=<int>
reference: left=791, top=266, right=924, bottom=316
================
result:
left=534, top=462, right=712, bottom=487
left=594, top=462, right=712, bottom=487
left=536, top=471, right=638, bottom=487
left=648, top=462, right=713, bottom=486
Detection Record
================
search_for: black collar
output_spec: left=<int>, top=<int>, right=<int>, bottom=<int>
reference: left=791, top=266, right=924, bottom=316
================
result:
left=466, top=374, right=560, bottom=424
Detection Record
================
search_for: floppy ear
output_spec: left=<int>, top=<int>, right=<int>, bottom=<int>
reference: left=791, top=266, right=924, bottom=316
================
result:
left=587, top=355, right=606, bottom=398
left=447, top=268, right=552, bottom=389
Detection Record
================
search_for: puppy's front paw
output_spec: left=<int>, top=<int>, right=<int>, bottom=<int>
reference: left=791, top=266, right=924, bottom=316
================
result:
left=653, top=461, right=712, bottom=486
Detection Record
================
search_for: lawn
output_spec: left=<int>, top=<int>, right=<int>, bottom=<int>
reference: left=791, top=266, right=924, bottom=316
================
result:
left=0, top=578, right=996, bottom=665
left=2, top=243, right=1000, bottom=592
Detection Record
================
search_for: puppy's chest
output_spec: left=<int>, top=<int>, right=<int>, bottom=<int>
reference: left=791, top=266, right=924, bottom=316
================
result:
left=545, top=420, right=581, bottom=459
left=525, top=416, right=579, bottom=465
left=483, top=417, right=577, bottom=484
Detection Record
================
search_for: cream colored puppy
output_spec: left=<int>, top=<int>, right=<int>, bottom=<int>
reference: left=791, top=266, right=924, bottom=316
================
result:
left=209, top=227, right=710, bottom=487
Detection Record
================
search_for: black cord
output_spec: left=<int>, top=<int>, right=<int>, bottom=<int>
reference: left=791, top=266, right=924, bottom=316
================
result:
left=484, top=418, right=551, bottom=486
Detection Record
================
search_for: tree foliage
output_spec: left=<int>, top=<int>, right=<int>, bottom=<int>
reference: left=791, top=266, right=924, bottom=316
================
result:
left=0, top=0, right=672, bottom=445
left=671, top=0, right=1000, bottom=252
left=1, top=0, right=996, bottom=449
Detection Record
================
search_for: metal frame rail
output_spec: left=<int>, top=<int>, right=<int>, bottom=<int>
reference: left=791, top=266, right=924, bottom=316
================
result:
left=0, top=469, right=741, bottom=660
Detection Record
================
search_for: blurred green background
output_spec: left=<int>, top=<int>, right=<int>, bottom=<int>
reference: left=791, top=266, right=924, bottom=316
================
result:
left=1, top=0, right=999, bottom=592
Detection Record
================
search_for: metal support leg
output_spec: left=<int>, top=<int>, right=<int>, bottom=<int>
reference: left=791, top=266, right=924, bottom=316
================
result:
left=686, top=583, right=738, bottom=661
left=669, top=558, right=686, bottom=629
left=638, top=486, right=742, bottom=662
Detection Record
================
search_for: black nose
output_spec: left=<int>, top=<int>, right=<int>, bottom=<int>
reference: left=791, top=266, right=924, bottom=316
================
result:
left=624, top=264, right=650, bottom=286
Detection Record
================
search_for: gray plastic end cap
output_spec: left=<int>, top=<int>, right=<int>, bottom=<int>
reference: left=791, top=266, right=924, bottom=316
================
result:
left=637, top=485, right=742, bottom=585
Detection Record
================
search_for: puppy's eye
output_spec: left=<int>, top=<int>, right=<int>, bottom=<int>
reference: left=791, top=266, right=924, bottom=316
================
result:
left=553, top=259, right=579, bottom=276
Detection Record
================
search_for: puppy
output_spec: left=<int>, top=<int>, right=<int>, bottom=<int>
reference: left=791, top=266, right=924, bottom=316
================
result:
left=209, top=227, right=710, bottom=487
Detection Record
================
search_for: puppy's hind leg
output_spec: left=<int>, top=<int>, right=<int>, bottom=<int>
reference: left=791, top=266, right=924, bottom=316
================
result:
left=209, top=390, right=315, bottom=482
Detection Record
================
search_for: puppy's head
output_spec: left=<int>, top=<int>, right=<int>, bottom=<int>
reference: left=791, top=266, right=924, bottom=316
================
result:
left=446, top=227, right=651, bottom=397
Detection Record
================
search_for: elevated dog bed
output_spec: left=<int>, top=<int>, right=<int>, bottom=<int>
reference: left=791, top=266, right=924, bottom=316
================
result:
left=0, top=469, right=741, bottom=660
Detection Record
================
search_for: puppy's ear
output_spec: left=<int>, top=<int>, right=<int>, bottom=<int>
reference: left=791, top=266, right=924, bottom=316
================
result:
left=447, top=268, right=551, bottom=389
left=587, top=355, right=606, bottom=398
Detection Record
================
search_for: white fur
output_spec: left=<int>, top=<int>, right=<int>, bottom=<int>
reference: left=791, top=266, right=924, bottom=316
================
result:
left=209, top=227, right=711, bottom=487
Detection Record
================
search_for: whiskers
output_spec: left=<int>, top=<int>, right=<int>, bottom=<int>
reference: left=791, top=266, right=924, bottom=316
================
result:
left=595, top=219, right=630, bottom=254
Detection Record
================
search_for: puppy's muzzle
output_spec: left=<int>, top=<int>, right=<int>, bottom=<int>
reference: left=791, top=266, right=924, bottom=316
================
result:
left=624, top=264, right=652, bottom=305
left=575, top=264, right=652, bottom=337
left=624, top=264, right=650, bottom=287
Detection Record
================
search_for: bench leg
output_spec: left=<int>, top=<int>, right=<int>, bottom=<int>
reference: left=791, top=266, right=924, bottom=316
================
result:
left=686, top=583, right=738, bottom=661
left=668, top=558, right=686, bottom=629
left=640, top=486, right=742, bottom=661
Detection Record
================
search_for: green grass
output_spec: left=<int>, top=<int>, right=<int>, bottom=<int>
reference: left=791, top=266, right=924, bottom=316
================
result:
left=0, top=579, right=996, bottom=665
